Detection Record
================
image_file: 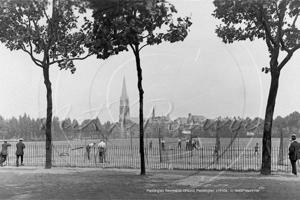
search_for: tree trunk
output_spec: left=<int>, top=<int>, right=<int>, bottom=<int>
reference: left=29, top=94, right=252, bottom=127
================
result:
left=214, top=129, right=220, bottom=164
left=43, top=64, right=53, bottom=169
left=261, top=71, right=280, bottom=175
left=134, top=47, right=146, bottom=175
left=158, top=127, right=162, bottom=163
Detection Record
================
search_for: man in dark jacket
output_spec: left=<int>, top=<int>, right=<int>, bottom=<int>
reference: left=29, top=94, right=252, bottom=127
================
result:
left=16, top=138, right=25, bottom=167
left=0, top=141, right=11, bottom=167
left=288, top=134, right=300, bottom=175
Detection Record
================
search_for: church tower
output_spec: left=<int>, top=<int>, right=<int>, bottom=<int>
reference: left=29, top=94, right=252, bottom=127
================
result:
left=119, top=77, right=130, bottom=127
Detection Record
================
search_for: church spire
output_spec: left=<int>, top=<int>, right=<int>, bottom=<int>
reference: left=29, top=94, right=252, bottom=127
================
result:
left=121, top=76, right=128, bottom=99
left=119, top=76, right=130, bottom=131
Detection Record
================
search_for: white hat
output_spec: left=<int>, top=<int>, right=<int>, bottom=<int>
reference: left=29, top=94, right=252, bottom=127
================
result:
left=19, top=138, right=23, bottom=141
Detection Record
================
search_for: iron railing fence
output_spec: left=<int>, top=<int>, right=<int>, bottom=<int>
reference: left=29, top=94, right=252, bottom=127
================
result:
left=1, top=144, right=291, bottom=172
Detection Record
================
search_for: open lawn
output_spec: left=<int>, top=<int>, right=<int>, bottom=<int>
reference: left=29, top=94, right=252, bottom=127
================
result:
left=18, top=137, right=289, bottom=148
left=0, top=167, right=300, bottom=200
left=1, top=137, right=292, bottom=173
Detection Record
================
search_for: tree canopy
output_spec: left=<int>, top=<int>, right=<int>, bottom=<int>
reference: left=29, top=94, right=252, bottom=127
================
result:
left=85, top=0, right=192, bottom=59
left=213, top=0, right=300, bottom=175
left=213, top=0, right=300, bottom=67
left=0, top=0, right=91, bottom=73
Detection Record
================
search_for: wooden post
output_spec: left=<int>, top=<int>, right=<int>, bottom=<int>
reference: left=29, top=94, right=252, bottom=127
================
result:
left=158, top=127, right=162, bottom=163
left=131, top=129, right=133, bottom=159
left=277, top=128, right=284, bottom=165
left=238, top=131, right=239, bottom=157
left=190, top=130, right=193, bottom=157
left=231, top=129, right=233, bottom=159
left=145, top=127, right=149, bottom=165
left=83, top=137, right=86, bottom=162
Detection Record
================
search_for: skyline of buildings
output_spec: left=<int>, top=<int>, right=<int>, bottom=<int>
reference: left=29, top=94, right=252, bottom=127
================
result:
left=117, top=76, right=208, bottom=138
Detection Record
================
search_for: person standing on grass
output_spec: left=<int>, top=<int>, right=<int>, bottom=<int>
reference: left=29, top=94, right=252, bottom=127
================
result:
left=161, top=138, right=165, bottom=151
left=178, top=138, right=181, bottom=148
left=198, top=137, right=203, bottom=149
left=16, top=138, right=25, bottom=167
left=288, top=134, right=300, bottom=175
left=86, top=142, right=96, bottom=160
left=98, top=140, right=106, bottom=163
left=192, top=139, right=198, bottom=150
left=254, top=143, right=259, bottom=156
left=188, top=138, right=192, bottom=151
left=0, top=141, right=11, bottom=167
left=185, top=138, right=189, bottom=151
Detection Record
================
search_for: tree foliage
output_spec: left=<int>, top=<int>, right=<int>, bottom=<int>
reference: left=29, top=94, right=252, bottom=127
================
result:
left=213, top=0, right=300, bottom=175
left=85, top=0, right=192, bottom=58
left=0, top=0, right=91, bottom=73
left=213, top=0, right=300, bottom=70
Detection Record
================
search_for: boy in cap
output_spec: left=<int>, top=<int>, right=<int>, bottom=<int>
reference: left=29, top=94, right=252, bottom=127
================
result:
left=254, top=143, right=259, bottom=156
left=178, top=138, right=181, bottom=148
left=186, top=138, right=189, bottom=151
left=98, top=140, right=106, bottom=163
left=86, top=142, right=96, bottom=160
left=192, top=139, right=198, bottom=150
left=161, top=138, right=165, bottom=151
left=288, top=134, right=300, bottom=175
left=16, top=138, right=25, bottom=167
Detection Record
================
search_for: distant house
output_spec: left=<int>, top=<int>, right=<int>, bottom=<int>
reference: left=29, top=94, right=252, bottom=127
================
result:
left=191, top=115, right=206, bottom=124
left=176, top=117, right=188, bottom=125
left=187, top=113, right=206, bottom=124
left=247, top=132, right=255, bottom=137
left=117, top=77, right=207, bottom=138
left=172, top=113, right=206, bottom=137
left=175, top=113, right=205, bottom=125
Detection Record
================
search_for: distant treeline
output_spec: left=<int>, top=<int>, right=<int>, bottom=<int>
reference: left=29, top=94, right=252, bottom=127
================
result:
left=146, top=112, right=300, bottom=139
left=0, top=111, right=299, bottom=141
left=0, top=114, right=114, bottom=141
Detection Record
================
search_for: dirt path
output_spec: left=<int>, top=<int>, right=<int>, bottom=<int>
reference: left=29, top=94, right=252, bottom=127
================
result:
left=0, top=167, right=299, bottom=199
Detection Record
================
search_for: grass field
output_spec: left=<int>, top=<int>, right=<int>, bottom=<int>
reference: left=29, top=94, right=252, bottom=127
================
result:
left=18, top=136, right=287, bottom=148
left=45, top=137, right=290, bottom=151
left=1, top=136, right=292, bottom=172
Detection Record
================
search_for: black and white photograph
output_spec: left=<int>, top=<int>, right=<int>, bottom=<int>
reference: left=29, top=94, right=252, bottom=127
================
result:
left=0, top=0, right=300, bottom=199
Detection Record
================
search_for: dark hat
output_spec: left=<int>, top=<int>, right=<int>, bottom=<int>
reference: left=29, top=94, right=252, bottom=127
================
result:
left=291, top=134, right=296, bottom=139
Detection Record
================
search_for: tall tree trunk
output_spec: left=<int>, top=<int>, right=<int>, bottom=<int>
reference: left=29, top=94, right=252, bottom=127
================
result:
left=134, top=47, right=145, bottom=175
left=214, top=129, right=220, bottom=164
left=261, top=70, right=280, bottom=175
left=43, top=64, right=53, bottom=169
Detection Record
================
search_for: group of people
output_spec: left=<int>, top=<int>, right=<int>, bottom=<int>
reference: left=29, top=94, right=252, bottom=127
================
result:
left=1, top=136, right=299, bottom=175
left=0, top=138, right=25, bottom=167
left=1, top=138, right=107, bottom=166
left=177, top=137, right=201, bottom=151
left=148, top=139, right=166, bottom=151
left=86, top=140, right=107, bottom=163
left=147, top=137, right=201, bottom=151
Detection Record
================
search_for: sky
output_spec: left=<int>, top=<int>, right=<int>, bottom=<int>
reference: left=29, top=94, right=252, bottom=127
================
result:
left=1, top=0, right=300, bottom=124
